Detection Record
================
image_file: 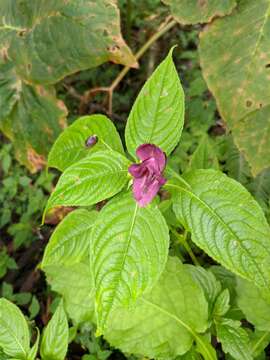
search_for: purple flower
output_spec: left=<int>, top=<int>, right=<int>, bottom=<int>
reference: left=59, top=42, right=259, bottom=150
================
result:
left=128, top=144, right=167, bottom=207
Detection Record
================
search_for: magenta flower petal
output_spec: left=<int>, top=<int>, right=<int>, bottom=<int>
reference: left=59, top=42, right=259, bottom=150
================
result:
left=128, top=164, right=146, bottom=178
left=136, top=144, right=166, bottom=171
left=133, top=177, right=160, bottom=207
left=129, top=144, right=167, bottom=207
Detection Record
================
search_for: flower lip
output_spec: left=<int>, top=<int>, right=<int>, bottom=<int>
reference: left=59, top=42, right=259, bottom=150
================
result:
left=129, top=144, right=167, bottom=207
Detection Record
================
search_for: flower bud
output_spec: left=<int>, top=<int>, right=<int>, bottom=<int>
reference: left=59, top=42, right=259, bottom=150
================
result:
left=85, top=135, right=98, bottom=148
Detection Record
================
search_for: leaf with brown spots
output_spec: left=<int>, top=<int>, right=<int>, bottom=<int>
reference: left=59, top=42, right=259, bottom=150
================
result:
left=162, top=0, right=236, bottom=25
left=199, top=0, right=270, bottom=175
left=0, top=0, right=137, bottom=84
left=0, top=62, right=68, bottom=172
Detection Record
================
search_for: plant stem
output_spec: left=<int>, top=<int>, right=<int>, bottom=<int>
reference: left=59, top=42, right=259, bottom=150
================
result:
left=80, top=17, right=177, bottom=115
left=110, top=17, right=177, bottom=92
left=172, top=229, right=200, bottom=266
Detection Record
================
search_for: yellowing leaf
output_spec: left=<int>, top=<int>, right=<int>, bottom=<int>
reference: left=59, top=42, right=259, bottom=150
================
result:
left=163, top=0, right=236, bottom=25
left=199, top=0, right=270, bottom=175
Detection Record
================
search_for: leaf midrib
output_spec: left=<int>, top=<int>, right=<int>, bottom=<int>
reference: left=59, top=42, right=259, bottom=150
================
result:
left=43, top=221, right=96, bottom=266
left=141, top=298, right=216, bottom=360
left=0, top=317, right=28, bottom=358
left=99, top=203, right=139, bottom=329
left=51, top=169, right=128, bottom=203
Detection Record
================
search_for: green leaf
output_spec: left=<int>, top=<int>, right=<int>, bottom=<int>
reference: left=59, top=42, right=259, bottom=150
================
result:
left=0, top=298, right=30, bottom=359
left=104, top=257, right=209, bottom=359
left=91, top=193, right=169, bottom=333
left=236, top=277, right=270, bottom=331
left=163, top=0, right=236, bottom=24
left=42, top=209, right=98, bottom=267
left=42, top=209, right=97, bottom=325
left=250, top=330, right=270, bottom=357
left=170, top=169, right=270, bottom=290
left=213, top=289, right=230, bottom=318
left=0, top=67, right=67, bottom=172
left=185, top=265, right=221, bottom=317
left=125, top=48, right=185, bottom=158
left=48, top=115, right=124, bottom=172
left=44, top=263, right=94, bottom=326
left=195, top=334, right=217, bottom=360
left=40, top=302, right=69, bottom=360
left=29, top=296, right=40, bottom=320
left=1, top=0, right=137, bottom=84
left=199, top=0, right=270, bottom=175
left=216, top=318, right=252, bottom=360
left=189, top=135, right=219, bottom=171
left=45, top=150, right=130, bottom=215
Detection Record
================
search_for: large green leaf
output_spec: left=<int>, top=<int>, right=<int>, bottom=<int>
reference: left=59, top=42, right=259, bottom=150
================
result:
left=0, top=298, right=30, bottom=359
left=236, top=277, right=270, bottom=331
left=91, top=193, right=169, bottom=333
left=199, top=0, right=270, bottom=175
left=42, top=209, right=98, bottom=267
left=40, top=302, right=69, bottom=360
left=0, top=0, right=136, bottom=84
left=48, top=115, right=124, bottom=172
left=125, top=48, right=185, bottom=158
left=105, top=257, right=210, bottom=359
left=216, top=318, right=252, bottom=360
left=0, top=63, right=67, bottom=172
left=163, top=0, right=236, bottom=25
left=45, top=150, right=130, bottom=215
left=44, top=263, right=94, bottom=325
left=169, top=169, right=270, bottom=290
left=42, top=209, right=97, bottom=324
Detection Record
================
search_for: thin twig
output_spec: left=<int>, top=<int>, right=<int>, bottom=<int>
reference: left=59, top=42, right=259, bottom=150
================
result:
left=171, top=229, right=200, bottom=266
left=80, top=17, right=177, bottom=116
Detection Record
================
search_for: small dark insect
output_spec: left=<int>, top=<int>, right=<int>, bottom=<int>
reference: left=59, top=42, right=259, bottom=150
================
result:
left=85, top=135, right=98, bottom=148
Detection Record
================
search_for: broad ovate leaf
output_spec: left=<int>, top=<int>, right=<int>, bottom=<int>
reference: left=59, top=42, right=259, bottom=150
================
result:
left=236, top=277, right=270, bottom=331
left=125, top=48, right=185, bottom=158
left=104, top=257, right=209, bottom=359
left=91, top=193, right=169, bottom=333
left=1, top=0, right=137, bottom=84
left=40, top=302, right=69, bottom=360
left=42, top=209, right=97, bottom=325
left=216, top=319, right=252, bottom=360
left=45, top=263, right=94, bottom=326
left=163, top=0, right=236, bottom=25
left=199, top=0, right=270, bottom=175
left=45, top=150, right=130, bottom=215
left=0, top=66, right=67, bottom=172
left=170, top=169, right=270, bottom=290
left=42, top=209, right=98, bottom=267
left=0, top=298, right=30, bottom=359
left=48, top=115, right=124, bottom=171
